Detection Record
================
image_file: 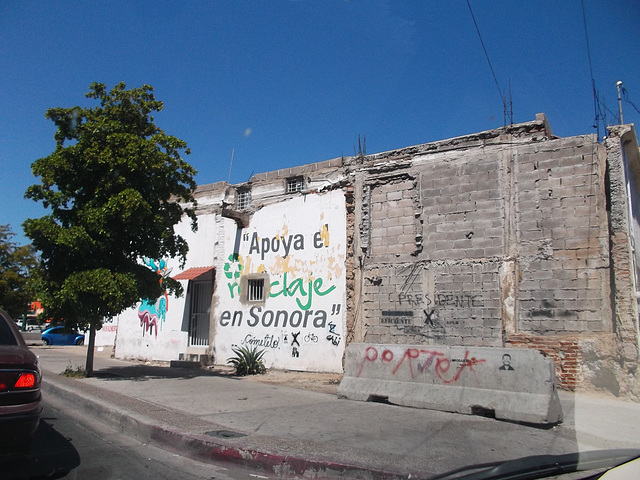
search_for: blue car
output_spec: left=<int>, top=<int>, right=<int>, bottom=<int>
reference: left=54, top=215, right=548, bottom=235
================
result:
left=41, top=326, right=85, bottom=346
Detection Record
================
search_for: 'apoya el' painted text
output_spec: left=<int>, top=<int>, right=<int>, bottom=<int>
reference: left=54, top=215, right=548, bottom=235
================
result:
left=245, top=226, right=330, bottom=261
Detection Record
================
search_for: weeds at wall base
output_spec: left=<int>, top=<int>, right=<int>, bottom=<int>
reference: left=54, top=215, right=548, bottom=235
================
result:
left=62, top=365, right=88, bottom=378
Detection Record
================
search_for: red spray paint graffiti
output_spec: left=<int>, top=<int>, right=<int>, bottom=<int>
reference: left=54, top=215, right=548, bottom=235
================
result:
left=357, top=346, right=485, bottom=384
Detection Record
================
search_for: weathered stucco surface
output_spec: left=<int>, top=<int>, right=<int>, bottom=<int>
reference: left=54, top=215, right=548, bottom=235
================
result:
left=109, top=115, right=640, bottom=398
left=351, top=115, right=638, bottom=398
left=213, top=190, right=347, bottom=372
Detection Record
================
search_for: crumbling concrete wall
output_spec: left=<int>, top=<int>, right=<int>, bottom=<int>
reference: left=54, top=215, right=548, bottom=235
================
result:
left=114, top=113, right=640, bottom=395
left=510, top=136, right=610, bottom=333
left=353, top=144, right=507, bottom=348
left=351, top=114, right=639, bottom=397
left=593, top=124, right=640, bottom=399
left=504, top=133, right=613, bottom=392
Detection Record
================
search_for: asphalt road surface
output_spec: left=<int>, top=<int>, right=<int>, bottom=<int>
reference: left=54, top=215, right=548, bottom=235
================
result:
left=0, top=398, right=258, bottom=480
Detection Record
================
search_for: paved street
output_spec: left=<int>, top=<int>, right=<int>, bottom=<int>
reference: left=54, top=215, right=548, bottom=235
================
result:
left=32, top=345, right=640, bottom=479
left=0, top=400, right=253, bottom=480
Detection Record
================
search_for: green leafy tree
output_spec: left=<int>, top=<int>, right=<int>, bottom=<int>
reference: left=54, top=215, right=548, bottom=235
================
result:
left=24, top=82, right=197, bottom=374
left=0, top=225, right=38, bottom=319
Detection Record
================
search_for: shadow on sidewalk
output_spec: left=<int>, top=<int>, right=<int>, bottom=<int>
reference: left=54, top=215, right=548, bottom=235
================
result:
left=91, top=364, right=234, bottom=381
left=89, top=363, right=343, bottom=394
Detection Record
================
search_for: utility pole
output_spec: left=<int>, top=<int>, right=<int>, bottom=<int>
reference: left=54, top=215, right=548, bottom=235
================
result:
left=617, top=80, right=624, bottom=124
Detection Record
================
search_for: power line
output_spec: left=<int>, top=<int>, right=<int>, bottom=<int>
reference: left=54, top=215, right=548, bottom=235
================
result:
left=603, top=101, right=619, bottom=124
left=466, top=0, right=501, bottom=101
left=581, top=0, right=604, bottom=138
left=466, top=0, right=511, bottom=126
left=621, top=85, right=640, bottom=116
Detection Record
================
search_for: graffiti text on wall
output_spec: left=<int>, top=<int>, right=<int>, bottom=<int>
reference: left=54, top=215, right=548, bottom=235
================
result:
left=235, top=321, right=342, bottom=360
left=226, top=270, right=337, bottom=310
left=270, top=272, right=335, bottom=309
left=357, top=346, right=485, bottom=384
left=385, top=291, right=484, bottom=338
left=220, top=305, right=330, bottom=329
left=222, top=221, right=343, bottom=361
left=381, top=310, right=414, bottom=325
left=326, top=321, right=341, bottom=346
left=237, top=318, right=343, bottom=352
left=138, top=258, right=170, bottom=338
left=397, top=292, right=484, bottom=308
left=226, top=225, right=334, bottom=302
left=245, top=226, right=330, bottom=261
left=241, top=333, right=280, bottom=349
left=381, top=309, right=446, bottom=338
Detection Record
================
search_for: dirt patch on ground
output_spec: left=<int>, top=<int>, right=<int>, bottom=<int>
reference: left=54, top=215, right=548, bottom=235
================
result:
left=205, top=365, right=343, bottom=395
left=243, top=369, right=343, bottom=395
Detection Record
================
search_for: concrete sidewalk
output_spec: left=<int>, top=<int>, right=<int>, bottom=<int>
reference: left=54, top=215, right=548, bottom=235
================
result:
left=37, top=346, right=640, bottom=479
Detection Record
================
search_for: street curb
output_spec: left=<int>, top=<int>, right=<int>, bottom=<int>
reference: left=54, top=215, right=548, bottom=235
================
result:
left=42, top=372, right=419, bottom=479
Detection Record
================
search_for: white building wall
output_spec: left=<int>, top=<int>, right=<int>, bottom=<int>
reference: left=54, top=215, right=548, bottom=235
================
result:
left=112, top=187, right=347, bottom=373
left=114, top=212, right=220, bottom=361
left=213, top=190, right=347, bottom=373
left=94, top=318, right=117, bottom=347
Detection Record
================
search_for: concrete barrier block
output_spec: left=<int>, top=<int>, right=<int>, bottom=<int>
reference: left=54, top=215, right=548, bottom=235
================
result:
left=338, top=343, right=562, bottom=425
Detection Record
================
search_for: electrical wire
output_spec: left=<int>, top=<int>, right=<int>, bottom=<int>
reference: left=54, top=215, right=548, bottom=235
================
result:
left=621, top=86, right=640, bottom=116
left=466, top=0, right=507, bottom=121
left=581, top=0, right=604, bottom=138
left=603, top=103, right=621, bottom=124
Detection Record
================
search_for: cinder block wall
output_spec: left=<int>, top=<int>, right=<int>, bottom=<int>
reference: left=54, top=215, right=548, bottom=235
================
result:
left=350, top=117, right=637, bottom=395
left=511, top=137, right=609, bottom=334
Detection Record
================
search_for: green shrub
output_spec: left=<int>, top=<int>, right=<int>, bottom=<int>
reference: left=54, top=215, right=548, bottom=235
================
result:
left=62, top=365, right=87, bottom=378
left=227, top=346, right=266, bottom=376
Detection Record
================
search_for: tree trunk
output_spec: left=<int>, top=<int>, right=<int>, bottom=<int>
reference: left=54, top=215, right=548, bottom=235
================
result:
left=85, top=323, right=97, bottom=376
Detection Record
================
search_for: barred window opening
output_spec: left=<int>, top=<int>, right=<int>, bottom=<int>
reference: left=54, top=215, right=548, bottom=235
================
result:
left=247, top=278, right=264, bottom=302
left=237, top=189, right=251, bottom=210
left=286, top=177, right=304, bottom=194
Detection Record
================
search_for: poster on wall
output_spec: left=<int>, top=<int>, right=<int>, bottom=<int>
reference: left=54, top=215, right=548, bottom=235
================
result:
left=215, top=191, right=347, bottom=373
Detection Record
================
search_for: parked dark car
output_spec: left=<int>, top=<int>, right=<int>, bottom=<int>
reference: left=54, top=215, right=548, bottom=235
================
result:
left=0, top=308, right=43, bottom=445
left=41, top=326, right=85, bottom=346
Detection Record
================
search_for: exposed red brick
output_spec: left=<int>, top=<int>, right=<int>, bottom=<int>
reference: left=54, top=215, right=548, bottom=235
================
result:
left=505, top=333, right=582, bottom=391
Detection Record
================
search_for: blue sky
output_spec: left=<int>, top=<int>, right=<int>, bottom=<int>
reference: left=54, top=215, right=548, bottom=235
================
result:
left=2, top=1, right=639, bottom=245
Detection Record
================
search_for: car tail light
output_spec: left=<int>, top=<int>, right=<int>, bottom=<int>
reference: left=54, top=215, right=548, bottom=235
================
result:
left=14, top=373, right=37, bottom=389
left=0, top=371, right=39, bottom=391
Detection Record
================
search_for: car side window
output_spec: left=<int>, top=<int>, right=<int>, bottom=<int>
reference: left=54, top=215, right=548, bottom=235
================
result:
left=0, top=319, right=18, bottom=345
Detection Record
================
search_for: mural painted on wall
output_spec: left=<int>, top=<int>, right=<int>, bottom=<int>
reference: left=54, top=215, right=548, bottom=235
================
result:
left=215, top=193, right=346, bottom=372
left=220, top=228, right=342, bottom=350
left=138, top=258, right=171, bottom=338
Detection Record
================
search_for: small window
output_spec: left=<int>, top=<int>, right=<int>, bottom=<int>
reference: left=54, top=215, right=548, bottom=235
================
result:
left=286, top=177, right=304, bottom=194
left=237, top=189, right=251, bottom=210
left=247, top=278, right=265, bottom=302
left=240, top=274, right=269, bottom=304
